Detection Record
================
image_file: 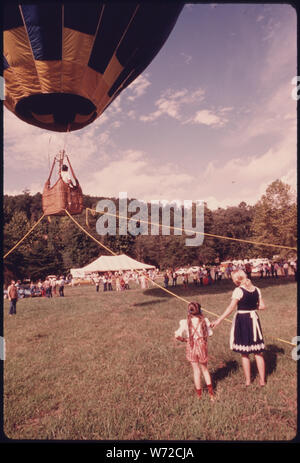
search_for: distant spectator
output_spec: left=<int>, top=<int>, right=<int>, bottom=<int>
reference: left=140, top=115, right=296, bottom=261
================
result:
left=172, top=270, right=177, bottom=287
left=44, top=278, right=51, bottom=298
left=58, top=276, right=65, bottom=297
left=164, top=272, right=169, bottom=288
left=283, top=262, right=289, bottom=277
left=214, top=266, right=219, bottom=282
left=193, top=272, right=198, bottom=286
left=270, top=262, right=275, bottom=278
left=226, top=264, right=232, bottom=279
left=30, top=281, right=35, bottom=296
left=124, top=273, right=130, bottom=290
left=94, top=275, right=100, bottom=292
left=245, top=262, right=252, bottom=280
left=103, top=274, right=108, bottom=292
left=206, top=267, right=212, bottom=284
left=183, top=273, right=189, bottom=289
left=197, top=268, right=203, bottom=286
left=120, top=278, right=126, bottom=291
left=115, top=273, right=121, bottom=291
left=7, top=280, right=18, bottom=316
left=108, top=273, right=113, bottom=291
left=264, top=263, right=270, bottom=278
left=51, top=277, right=57, bottom=296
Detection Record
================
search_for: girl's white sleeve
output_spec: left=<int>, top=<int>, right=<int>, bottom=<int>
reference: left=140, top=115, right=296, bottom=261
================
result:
left=204, top=317, right=213, bottom=336
left=174, top=319, right=188, bottom=338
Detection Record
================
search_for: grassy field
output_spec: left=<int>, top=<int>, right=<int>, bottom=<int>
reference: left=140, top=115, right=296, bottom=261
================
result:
left=3, top=276, right=298, bottom=441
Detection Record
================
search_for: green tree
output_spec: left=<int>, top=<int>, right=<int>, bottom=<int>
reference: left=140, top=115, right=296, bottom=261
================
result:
left=58, top=216, right=101, bottom=270
left=21, top=241, right=63, bottom=281
left=251, top=180, right=297, bottom=257
left=210, top=202, right=254, bottom=261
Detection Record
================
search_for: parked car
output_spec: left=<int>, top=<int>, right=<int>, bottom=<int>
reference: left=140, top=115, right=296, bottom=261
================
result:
left=31, top=287, right=42, bottom=297
left=17, top=287, right=32, bottom=298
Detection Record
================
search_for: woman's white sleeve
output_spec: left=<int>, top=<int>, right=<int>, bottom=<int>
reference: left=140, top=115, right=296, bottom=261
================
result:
left=232, top=287, right=243, bottom=300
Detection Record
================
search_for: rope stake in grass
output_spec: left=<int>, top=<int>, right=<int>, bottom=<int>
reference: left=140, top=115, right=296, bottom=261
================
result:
left=85, top=208, right=297, bottom=251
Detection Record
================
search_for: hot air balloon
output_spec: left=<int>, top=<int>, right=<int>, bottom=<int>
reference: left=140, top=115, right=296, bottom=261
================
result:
left=3, top=3, right=183, bottom=133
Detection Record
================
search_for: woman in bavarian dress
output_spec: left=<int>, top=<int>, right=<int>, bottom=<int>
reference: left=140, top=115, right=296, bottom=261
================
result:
left=211, top=270, right=266, bottom=386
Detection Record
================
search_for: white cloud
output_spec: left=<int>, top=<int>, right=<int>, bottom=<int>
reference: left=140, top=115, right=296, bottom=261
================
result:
left=84, top=150, right=193, bottom=200
left=187, top=109, right=230, bottom=128
left=195, top=126, right=297, bottom=209
left=82, top=121, right=296, bottom=211
left=140, top=87, right=205, bottom=123
left=3, top=99, right=122, bottom=173
left=126, top=74, right=151, bottom=101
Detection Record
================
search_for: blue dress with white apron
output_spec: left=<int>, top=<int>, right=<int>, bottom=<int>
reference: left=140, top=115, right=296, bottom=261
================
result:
left=230, top=287, right=265, bottom=354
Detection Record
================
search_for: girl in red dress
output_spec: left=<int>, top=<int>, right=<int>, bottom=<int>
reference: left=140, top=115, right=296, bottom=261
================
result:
left=175, top=302, right=214, bottom=400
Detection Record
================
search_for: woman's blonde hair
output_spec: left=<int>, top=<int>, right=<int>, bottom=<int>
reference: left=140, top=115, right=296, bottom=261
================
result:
left=231, top=269, right=252, bottom=288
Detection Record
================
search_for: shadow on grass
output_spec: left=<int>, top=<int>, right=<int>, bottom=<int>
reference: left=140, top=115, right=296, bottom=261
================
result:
left=211, top=345, right=285, bottom=387
left=143, top=276, right=297, bottom=299
left=250, top=344, right=285, bottom=382
left=133, top=299, right=166, bottom=307
left=211, top=360, right=239, bottom=387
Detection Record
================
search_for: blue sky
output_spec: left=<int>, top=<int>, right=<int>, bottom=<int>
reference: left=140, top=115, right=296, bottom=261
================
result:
left=4, top=3, right=297, bottom=209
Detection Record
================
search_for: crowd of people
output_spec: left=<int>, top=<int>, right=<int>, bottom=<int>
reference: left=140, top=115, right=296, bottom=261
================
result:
left=5, top=258, right=296, bottom=305
left=163, top=259, right=297, bottom=289
left=90, top=269, right=160, bottom=292
left=28, top=276, right=67, bottom=298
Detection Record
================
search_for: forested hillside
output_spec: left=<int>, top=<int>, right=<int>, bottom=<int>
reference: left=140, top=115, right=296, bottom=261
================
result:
left=3, top=180, right=297, bottom=283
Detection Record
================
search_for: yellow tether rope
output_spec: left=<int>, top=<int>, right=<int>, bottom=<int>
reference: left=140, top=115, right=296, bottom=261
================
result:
left=66, top=210, right=297, bottom=349
left=85, top=208, right=297, bottom=251
left=3, top=213, right=46, bottom=259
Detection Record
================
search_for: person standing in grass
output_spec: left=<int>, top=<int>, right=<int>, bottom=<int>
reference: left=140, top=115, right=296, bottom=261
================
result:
left=94, top=274, right=100, bottom=292
left=175, top=302, right=214, bottom=401
left=211, top=269, right=266, bottom=387
left=8, top=280, right=18, bottom=316
left=58, top=276, right=65, bottom=297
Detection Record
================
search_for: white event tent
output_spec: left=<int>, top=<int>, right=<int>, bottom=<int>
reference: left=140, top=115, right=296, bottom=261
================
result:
left=70, top=254, right=155, bottom=278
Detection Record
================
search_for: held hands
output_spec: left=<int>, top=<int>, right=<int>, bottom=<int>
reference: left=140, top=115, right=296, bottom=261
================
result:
left=210, top=319, right=221, bottom=329
left=175, top=336, right=187, bottom=343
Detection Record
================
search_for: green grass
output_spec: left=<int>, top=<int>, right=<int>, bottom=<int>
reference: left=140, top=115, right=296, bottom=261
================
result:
left=3, top=276, right=298, bottom=441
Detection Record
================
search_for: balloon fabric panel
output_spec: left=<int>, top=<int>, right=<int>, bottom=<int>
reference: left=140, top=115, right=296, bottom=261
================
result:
left=20, top=4, right=62, bottom=60
left=3, top=3, right=184, bottom=132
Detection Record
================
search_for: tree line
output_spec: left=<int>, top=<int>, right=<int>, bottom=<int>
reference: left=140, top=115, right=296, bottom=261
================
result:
left=3, top=179, right=297, bottom=284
